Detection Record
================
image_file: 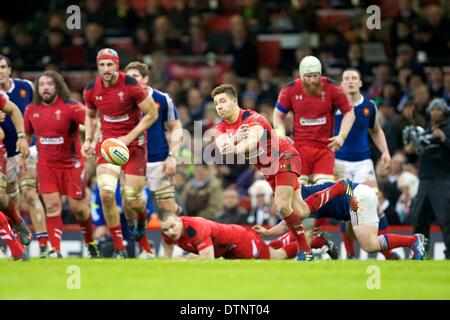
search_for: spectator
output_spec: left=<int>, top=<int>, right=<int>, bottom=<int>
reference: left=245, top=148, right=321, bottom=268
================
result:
left=247, top=179, right=279, bottom=226
left=152, top=15, right=182, bottom=54
left=83, top=0, right=106, bottom=25
left=257, top=67, right=278, bottom=105
left=235, top=166, right=257, bottom=196
left=133, top=26, right=153, bottom=60
left=288, top=0, right=316, bottom=33
left=84, top=23, right=106, bottom=68
left=395, top=44, right=422, bottom=71
left=346, top=43, right=370, bottom=77
left=217, top=188, right=248, bottom=225
left=368, top=64, right=391, bottom=99
left=181, top=25, right=213, bottom=56
left=103, top=0, right=140, bottom=35
left=187, top=88, right=205, bottom=122
left=395, top=171, right=419, bottom=225
left=166, top=0, right=191, bottom=35
left=241, top=0, right=269, bottom=33
left=443, top=73, right=450, bottom=104
left=412, top=84, right=430, bottom=117
left=376, top=156, right=401, bottom=212
left=378, top=184, right=399, bottom=226
left=0, top=19, right=14, bottom=56
left=397, top=71, right=426, bottom=112
left=10, top=27, right=40, bottom=69
left=227, top=15, right=258, bottom=77
left=42, top=28, right=68, bottom=66
left=391, top=19, right=415, bottom=51
left=427, top=66, right=444, bottom=98
left=182, top=164, right=223, bottom=220
left=202, top=102, right=219, bottom=131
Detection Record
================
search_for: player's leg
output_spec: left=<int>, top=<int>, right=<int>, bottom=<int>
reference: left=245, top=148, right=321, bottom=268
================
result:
left=351, top=184, right=427, bottom=259
left=274, top=172, right=312, bottom=260
left=65, top=167, right=99, bottom=258
left=0, top=173, right=32, bottom=247
left=0, top=211, right=28, bottom=260
left=123, top=173, right=153, bottom=256
left=96, top=163, right=126, bottom=257
left=147, top=161, right=180, bottom=217
left=19, top=162, right=48, bottom=256
left=41, top=192, right=63, bottom=258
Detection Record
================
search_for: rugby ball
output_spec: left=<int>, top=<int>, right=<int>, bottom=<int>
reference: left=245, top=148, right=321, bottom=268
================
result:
left=100, top=138, right=129, bottom=166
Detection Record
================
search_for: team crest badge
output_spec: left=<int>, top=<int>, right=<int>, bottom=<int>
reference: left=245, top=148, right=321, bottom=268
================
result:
left=363, top=107, right=369, bottom=117
left=20, top=89, right=27, bottom=98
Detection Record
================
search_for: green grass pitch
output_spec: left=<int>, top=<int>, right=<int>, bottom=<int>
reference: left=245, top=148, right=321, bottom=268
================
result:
left=1, top=259, right=449, bottom=299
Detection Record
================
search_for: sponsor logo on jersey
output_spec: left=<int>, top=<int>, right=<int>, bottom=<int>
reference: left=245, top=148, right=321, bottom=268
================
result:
left=300, top=117, right=327, bottom=126
left=95, top=96, right=103, bottom=101
left=103, top=114, right=129, bottom=122
left=40, top=137, right=64, bottom=145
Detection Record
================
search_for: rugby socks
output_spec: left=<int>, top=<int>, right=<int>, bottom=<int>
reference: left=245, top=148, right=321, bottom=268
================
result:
left=341, top=232, right=355, bottom=257
left=283, top=211, right=311, bottom=253
left=304, top=181, right=345, bottom=213
left=138, top=236, right=153, bottom=253
left=377, top=234, right=417, bottom=251
left=377, top=216, right=395, bottom=259
left=0, top=212, right=24, bottom=258
left=3, top=197, right=22, bottom=226
left=36, top=231, right=48, bottom=248
left=282, top=242, right=298, bottom=259
left=109, top=225, right=125, bottom=251
left=76, top=216, right=94, bottom=244
left=46, top=216, right=63, bottom=252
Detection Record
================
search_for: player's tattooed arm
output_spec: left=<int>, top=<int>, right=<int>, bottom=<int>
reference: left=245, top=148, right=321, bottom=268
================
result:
left=234, top=125, right=264, bottom=155
left=82, top=108, right=99, bottom=157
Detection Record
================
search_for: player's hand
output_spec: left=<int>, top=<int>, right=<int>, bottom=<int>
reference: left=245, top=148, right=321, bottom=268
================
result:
left=219, top=142, right=235, bottom=155
left=16, top=138, right=29, bottom=159
left=432, top=127, right=446, bottom=143
left=117, top=135, right=131, bottom=146
left=163, top=155, right=177, bottom=177
left=252, top=225, right=269, bottom=236
left=236, top=124, right=249, bottom=143
left=380, top=151, right=391, bottom=170
left=327, top=135, right=345, bottom=152
left=81, top=140, right=95, bottom=158
left=19, top=156, right=27, bottom=173
left=0, top=111, right=6, bottom=123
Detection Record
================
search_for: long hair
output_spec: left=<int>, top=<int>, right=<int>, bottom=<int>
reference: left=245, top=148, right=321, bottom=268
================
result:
left=32, top=71, right=71, bottom=104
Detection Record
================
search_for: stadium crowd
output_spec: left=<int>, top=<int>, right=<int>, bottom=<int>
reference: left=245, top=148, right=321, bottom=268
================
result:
left=0, top=0, right=449, bottom=259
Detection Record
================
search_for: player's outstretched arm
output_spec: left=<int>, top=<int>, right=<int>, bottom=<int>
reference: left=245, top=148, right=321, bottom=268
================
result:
left=3, top=100, right=29, bottom=158
left=369, top=118, right=391, bottom=169
left=118, top=96, right=159, bottom=146
left=253, top=220, right=289, bottom=238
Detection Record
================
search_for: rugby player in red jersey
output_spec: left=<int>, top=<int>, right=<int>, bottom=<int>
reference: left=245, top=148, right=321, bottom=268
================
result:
left=0, top=92, right=31, bottom=247
left=273, top=55, right=355, bottom=185
left=212, top=84, right=353, bottom=261
left=82, top=48, right=158, bottom=258
left=0, top=210, right=28, bottom=260
left=161, top=214, right=298, bottom=260
left=24, top=71, right=99, bottom=258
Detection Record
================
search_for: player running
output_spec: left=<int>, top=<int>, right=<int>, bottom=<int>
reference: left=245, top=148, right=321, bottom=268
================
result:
left=82, top=48, right=159, bottom=258
left=213, top=84, right=353, bottom=261
left=254, top=181, right=429, bottom=260
left=335, top=68, right=395, bottom=259
left=161, top=214, right=298, bottom=260
left=125, top=61, right=183, bottom=258
left=0, top=211, right=28, bottom=260
left=24, top=71, right=99, bottom=258
left=273, top=55, right=355, bottom=184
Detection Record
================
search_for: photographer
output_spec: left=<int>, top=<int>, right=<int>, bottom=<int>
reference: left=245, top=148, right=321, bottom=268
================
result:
left=405, top=98, right=450, bottom=259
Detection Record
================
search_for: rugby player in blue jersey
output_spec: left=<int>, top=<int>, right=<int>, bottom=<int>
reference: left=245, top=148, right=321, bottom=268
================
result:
left=254, top=181, right=428, bottom=260
left=125, top=61, right=183, bottom=258
left=334, top=68, right=397, bottom=259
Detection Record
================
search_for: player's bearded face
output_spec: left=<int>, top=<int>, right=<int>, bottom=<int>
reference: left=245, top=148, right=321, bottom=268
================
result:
left=38, top=76, right=57, bottom=103
left=98, top=60, right=117, bottom=82
left=303, top=73, right=322, bottom=96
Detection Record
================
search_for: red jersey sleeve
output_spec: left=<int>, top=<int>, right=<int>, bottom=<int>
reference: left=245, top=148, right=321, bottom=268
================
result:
left=82, top=85, right=95, bottom=110
left=275, top=86, right=292, bottom=113
left=128, top=81, right=148, bottom=106
left=24, top=106, right=33, bottom=135
left=189, top=220, right=213, bottom=252
left=71, top=102, right=87, bottom=125
left=0, top=92, right=8, bottom=109
left=331, top=83, right=352, bottom=114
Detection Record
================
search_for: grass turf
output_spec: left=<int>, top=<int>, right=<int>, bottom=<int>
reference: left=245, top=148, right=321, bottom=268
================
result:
left=1, top=259, right=449, bottom=299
